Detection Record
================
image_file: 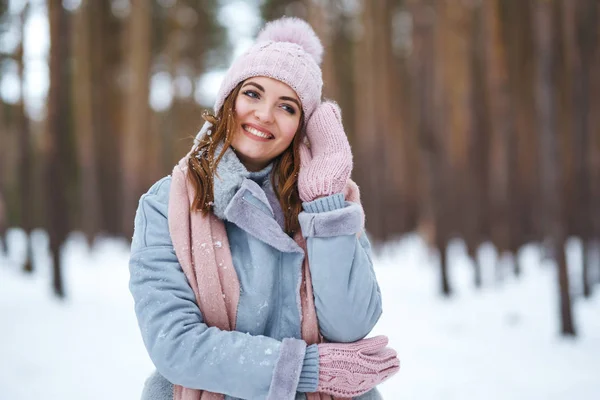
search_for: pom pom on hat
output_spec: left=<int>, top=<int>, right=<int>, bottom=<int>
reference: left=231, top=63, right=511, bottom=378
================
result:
left=256, top=17, right=323, bottom=65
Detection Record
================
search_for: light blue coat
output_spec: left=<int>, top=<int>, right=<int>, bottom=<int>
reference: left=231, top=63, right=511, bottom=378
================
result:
left=129, top=148, right=383, bottom=400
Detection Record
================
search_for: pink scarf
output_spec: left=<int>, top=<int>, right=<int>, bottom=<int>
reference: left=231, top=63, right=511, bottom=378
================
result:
left=168, top=157, right=361, bottom=400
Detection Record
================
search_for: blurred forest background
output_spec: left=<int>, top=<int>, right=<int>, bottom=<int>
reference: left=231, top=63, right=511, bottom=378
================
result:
left=1, top=0, right=599, bottom=337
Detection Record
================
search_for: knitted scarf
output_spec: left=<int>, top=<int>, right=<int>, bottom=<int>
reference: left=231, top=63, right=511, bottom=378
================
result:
left=167, top=156, right=363, bottom=400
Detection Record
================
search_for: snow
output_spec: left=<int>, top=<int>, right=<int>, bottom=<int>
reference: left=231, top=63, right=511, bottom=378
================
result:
left=1, top=229, right=599, bottom=400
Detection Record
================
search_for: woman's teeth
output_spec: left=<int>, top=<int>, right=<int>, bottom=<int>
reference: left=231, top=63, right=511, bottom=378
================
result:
left=244, top=125, right=272, bottom=139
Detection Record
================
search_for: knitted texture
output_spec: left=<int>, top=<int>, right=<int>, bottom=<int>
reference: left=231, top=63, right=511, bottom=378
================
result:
left=317, top=336, right=400, bottom=398
left=299, top=102, right=353, bottom=202
left=214, top=17, right=323, bottom=120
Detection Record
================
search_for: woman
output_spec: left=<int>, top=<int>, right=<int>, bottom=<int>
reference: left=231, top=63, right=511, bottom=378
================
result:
left=129, top=17, right=399, bottom=400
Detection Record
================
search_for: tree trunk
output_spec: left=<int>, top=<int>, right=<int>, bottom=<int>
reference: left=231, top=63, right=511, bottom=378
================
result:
left=408, top=0, right=452, bottom=295
left=16, top=4, right=33, bottom=272
left=439, top=239, right=451, bottom=296
left=90, top=0, right=123, bottom=236
left=468, top=0, right=491, bottom=287
left=0, top=190, right=5, bottom=256
left=590, top=5, right=600, bottom=285
left=352, top=0, right=381, bottom=239
left=486, top=0, right=513, bottom=267
left=46, top=0, right=70, bottom=298
left=122, top=0, right=152, bottom=238
left=72, top=0, right=100, bottom=246
left=590, top=240, right=600, bottom=285
left=556, top=240, right=576, bottom=334
left=0, top=100, right=7, bottom=255
left=498, top=0, right=538, bottom=270
left=572, top=0, right=598, bottom=298
left=534, top=0, right=576, bottom=336
left=469, top=244, right=482, bottom=288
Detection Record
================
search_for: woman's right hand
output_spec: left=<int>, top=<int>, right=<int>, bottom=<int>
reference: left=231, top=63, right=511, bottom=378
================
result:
left=316, top=335, right=400, bottom=397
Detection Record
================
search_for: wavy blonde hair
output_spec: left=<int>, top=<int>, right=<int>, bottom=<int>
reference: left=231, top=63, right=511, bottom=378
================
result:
left=187, top=81, right=304, bottom=235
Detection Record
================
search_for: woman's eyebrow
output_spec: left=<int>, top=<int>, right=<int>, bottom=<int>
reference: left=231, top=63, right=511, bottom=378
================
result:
left=280, top=96, right=301, bottom=109
left=242, top=82, right=264, bottom=92
left=242, top=81, right=301, bottom=108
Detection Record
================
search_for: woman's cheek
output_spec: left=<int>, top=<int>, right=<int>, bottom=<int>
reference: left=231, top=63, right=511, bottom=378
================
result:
left=234, top=98, right=250, bottom=115
left=283, top=118, right=300, bottom=139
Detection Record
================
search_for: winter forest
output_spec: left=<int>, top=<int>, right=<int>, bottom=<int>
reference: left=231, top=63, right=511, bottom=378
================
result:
left=1, top=0, right=600, bottom=399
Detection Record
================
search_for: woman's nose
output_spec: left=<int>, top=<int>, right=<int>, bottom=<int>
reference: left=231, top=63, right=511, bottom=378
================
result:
left=254, top=104, right=274, bottom=123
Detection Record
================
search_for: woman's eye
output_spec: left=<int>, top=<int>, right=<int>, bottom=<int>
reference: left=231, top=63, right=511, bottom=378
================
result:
left=281, top=104, right=296, bottom=115
left=243, top=90, right=260, bottom=99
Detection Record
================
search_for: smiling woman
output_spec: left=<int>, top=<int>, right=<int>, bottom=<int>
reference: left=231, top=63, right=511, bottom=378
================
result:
left=232, top=77, right=302, bottom=172
left=128, top=16, right=399, bottom=400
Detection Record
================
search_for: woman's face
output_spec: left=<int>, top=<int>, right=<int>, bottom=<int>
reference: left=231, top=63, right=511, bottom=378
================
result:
left=231, top=76, right=302, bottom=171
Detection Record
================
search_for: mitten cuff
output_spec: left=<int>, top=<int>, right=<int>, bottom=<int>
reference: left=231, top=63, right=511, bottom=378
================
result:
left=299, top=202, right=364, bottom=238
left=302, top=193, right=345, bottom=213
left=297, top=344, right=319, bottom=393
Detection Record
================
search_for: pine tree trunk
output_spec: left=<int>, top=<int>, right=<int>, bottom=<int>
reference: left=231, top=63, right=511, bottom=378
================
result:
left=498, top=0, right=537, bottom=268
left=469, top=244, right=482, bottom=288
left=589, top=4, right=600, bottom=286
left=468, top=0, right=492, bottom=275
left=90, top=1, right=123, bottom=236
left=439, top=239, right=451, bottom=296
left=17, top=4, right=33, bottom=272
left=572, top=0, right=598, bottom=298
left=485, top=0, right=512, bottom=264
left=0, top=190, right=5, bottom=256
left=47, top=0, right=70, bottom=298
left=353, top=0, right=381, bottom=239
left=408, top=0, right=452, bottom=295
left=72, top=0, right=100, bottom=246
left=122, top=0, right=152, bottom=238
left=556, top=241, right=576, bottom=334
left=534, top=0, right=576, bottom=336
left=0, top=100, right=6, bottom=256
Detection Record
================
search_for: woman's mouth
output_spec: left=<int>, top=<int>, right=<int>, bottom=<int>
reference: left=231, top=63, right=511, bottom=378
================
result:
left=242, top=124, right=274, bottom=141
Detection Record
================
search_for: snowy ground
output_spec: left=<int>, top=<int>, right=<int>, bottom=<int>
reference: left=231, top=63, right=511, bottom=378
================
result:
left=1, top=228, right=599, bottom=400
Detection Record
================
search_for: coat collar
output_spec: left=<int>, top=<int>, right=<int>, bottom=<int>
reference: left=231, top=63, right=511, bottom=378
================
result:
left=211, top=142, right=302, bottom=254
left=212, top=142, right=273, bottom=220
left=224, top=179, right=303, bottom=254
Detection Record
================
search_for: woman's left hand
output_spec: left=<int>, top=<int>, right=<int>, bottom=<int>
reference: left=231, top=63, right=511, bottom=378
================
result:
left=298, top=101, right=353, bottom=203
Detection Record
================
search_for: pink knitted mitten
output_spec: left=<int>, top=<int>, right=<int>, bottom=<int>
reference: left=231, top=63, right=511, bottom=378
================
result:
left=298, top=101, right=353, bottom=202
left=316, top=335, right=400, bottom=397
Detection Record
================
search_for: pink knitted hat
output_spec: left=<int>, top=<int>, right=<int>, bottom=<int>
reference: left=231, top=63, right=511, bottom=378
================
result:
left=213, top=17, right=324, bottom=121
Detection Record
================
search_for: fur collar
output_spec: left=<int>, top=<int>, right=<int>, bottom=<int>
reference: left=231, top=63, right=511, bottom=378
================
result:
left=212, top=143, right=274, bottom=220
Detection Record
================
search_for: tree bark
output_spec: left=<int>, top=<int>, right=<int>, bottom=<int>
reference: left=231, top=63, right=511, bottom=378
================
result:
left=486, top=0, right=513, bottom=277
left=90, top=0, right=123, bottom=236
left=572, top=0, right=598, bottom=297
left=122, top=0, right=152, bottom=238
left=534, top=0, right=576, bottom=336
left=16, top=4, right=34, bottom=272
left=0, top=188, right=5, bottom=256
left=46, top=0, right=70, bottom=298
left=353, top=0, right=382, bottom=239
left=467, top=0, right=490, bottom=287
left=589, top=5, right=600, bottom=285
left=72, top=0, right=101, bottom=246
left=408, top=0, right=452, bottom=295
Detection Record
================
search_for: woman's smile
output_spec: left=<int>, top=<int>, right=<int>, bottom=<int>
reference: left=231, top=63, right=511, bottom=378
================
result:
left=241, top=123, right=275, bottom=141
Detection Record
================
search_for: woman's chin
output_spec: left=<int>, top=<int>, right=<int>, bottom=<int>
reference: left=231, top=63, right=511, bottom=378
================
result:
left=233, top=150, right=270, bottom=171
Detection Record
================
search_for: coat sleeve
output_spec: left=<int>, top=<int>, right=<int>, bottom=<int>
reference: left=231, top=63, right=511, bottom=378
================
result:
left=298, top=193, right=383, bottom=343
left=129, top=177, right=309, bottom=400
